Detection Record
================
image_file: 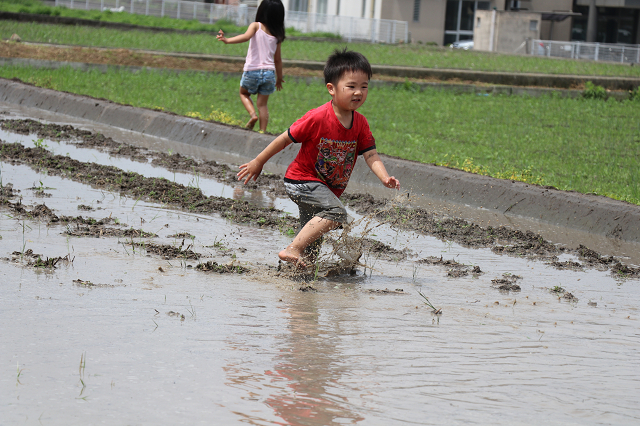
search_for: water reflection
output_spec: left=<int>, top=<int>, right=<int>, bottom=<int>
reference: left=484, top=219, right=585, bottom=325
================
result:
left=264, top=296, right=364, bottom=426
left=222, top=293, right=364, bottom=426
left=233, top=185, right=277, bottom=210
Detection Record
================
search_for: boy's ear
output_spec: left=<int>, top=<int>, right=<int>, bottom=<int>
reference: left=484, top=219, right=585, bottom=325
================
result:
left=326, top=82, right=335, bottom=96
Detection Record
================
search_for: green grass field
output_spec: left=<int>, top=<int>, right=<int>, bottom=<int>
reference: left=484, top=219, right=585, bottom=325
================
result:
left=1, top=64, right=638, bottom=205
left=2, top=19, right=640, bottom=77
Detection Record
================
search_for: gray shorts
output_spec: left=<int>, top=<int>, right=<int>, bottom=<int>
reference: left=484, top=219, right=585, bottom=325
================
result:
left=284, top=181, right=347, bottom=227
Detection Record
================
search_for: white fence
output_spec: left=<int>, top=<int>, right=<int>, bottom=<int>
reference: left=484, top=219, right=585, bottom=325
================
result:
left=52, top=0, right=409, bottom=43
left=531, top=39, right=640, bottom=64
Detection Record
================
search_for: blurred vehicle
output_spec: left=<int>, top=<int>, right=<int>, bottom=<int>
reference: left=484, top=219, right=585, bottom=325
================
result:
left=450, top=40, right=474, bottom=50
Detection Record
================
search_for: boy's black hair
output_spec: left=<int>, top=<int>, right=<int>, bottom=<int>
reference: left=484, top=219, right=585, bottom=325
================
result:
left=255, top=0, right=286, bottom=43
left=324, top=48, right=372, bottom=85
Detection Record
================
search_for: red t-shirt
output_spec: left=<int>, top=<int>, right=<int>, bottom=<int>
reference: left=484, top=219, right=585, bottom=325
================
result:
left=284, top=101, right=376, bottom=197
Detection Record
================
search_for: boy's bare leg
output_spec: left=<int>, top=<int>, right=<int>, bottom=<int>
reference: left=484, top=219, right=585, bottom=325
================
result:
left=256, top=94, right=270, bottom=132
left=239, top=87, right=258, bottom=129
left=279, top=216, right=338, bottom=267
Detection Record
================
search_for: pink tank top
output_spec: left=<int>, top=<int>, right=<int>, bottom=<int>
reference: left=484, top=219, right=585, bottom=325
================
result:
left=243, top=23, right=278, bottom=72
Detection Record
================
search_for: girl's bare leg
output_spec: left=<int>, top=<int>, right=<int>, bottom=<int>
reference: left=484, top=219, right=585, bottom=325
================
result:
left=239, top=87, right=258, bottom=129
left=256, top=94, right=270, bottom=132
left=279, top=216, right=338, bottom=267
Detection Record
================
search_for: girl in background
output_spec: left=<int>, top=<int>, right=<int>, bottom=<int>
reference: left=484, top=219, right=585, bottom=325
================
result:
left=217, top=0, right=285, bottom=132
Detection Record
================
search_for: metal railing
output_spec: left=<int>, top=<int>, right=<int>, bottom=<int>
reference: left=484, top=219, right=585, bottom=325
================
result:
left=531, top=39, right=640, bottom=64
left=52, top=0, right=409, bottom=43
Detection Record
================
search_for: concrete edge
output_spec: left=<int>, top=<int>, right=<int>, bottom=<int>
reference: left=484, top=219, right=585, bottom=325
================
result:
left=0, top=56, right=632, bottom=101
left=0, top=77, right=638, bottom=243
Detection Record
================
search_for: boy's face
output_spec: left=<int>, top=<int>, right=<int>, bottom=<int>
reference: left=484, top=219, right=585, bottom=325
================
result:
left=326, top=70, right=369, bottom=113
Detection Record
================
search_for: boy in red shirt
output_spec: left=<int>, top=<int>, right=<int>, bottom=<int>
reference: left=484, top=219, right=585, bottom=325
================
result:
left=237, top=48, right=400, bottom=267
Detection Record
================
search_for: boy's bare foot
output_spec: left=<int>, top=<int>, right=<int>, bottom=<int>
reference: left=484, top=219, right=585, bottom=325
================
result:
left=246, top=115, right=258, bottom=130
left=279, top=247, right=307, bottom=268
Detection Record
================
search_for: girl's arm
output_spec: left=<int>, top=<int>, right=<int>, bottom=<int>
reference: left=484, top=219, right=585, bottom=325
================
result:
left=363, top=149, right=401, bottom=189
left=237, top=131, right=293, bottom=184
left=217, top=22, right=259, bottom=44
left=274, top=43, right=284, bottom=91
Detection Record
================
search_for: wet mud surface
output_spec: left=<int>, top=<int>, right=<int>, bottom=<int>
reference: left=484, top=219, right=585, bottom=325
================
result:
left=2, top=117, right=639, bottom=279
left=2, top=114, right=640, bottom=425
left=1, top=120, right=296, bottom=230
left=343, top=193, right=640, bottom=279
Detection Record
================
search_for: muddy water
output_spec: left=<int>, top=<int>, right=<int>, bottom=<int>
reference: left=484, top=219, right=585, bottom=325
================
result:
left=1, top=116, right=640, bottom=425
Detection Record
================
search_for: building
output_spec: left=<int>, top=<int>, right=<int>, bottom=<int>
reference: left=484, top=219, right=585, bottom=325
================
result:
left=572, top=0, right=640, bottom=44
left=278, top=1, right=639, bottom=46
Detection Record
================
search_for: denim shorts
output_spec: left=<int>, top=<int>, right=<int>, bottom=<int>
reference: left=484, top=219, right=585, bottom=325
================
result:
left=240, top=69, right=276, bottom=95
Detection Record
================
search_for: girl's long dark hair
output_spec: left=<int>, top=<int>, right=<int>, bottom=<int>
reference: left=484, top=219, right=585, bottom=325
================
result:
left=255, top=0, right=286, bottom=43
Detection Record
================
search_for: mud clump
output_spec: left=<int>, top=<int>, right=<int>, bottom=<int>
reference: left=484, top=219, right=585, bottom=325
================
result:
left=492, top=241, right=559, bottom=261
left=167, top=232, right=195, bottom=240
left=64, top=224, right=156, bottom=238
left=0, top=182, right=18, bottom=198
left=610, top=262, right=640, bottom=279
left=1, top=118, right=88, bottom=140
left=9, top=249, right=73, bottom=269
left=129, top=241, right=200, bottom=260
left=167, top=311, right=185, bottom=320
left=417, top=255, right=483, bottom=278
left=575, top=244, right=640, bottom=278
left=366, top=288, right=405, bottom=294
left=491, top=273, right=522, bottom=291
left=33, top=189, right=52, bottom=198
left=550, top=260, right=584, bottom=270
left=195, top=261, right=249, bottom=274
left=577, top=244, right=617, bottom=268
left=550, top=285, right=578, bottom=302
left=363, top=238, right=409, bottom=262
left=73, top=279, right=117, bottom=288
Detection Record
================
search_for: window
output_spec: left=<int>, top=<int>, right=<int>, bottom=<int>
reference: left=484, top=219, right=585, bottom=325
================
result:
left=336, top=0, right=340, bottom=15
left=443, top=0, right=489, bottom=44
left=529, top=20, right=538, bottom=31
left=317, top=0, right=327, bottom=15
left=413, top=0, right=421, bottom=22
left=288, top=0, right=307, bottom=12
left=362, top=0, right=366, bottom=18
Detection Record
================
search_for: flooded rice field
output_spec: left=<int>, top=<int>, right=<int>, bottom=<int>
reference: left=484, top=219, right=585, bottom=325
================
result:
left=1, top=108, right=640, bottom=425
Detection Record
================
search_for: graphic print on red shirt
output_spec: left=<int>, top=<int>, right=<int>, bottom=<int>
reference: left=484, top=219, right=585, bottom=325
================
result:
left=285, top=102, right=376, bottom=197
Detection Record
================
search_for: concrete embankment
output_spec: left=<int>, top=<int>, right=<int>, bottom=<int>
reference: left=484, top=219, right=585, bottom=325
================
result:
left=0, top=77, right=639, bottom=244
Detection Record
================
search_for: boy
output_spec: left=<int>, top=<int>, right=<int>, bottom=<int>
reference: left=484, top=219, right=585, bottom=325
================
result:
left=237, top=48, right=400, bottom=267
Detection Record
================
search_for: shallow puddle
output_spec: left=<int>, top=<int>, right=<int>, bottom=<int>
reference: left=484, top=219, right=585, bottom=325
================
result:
left=1, top=109, right=639, bottom=425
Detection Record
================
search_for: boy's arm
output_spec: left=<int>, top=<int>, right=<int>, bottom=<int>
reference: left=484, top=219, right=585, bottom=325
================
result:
left=363, top=149, right=400, bottom=189
left=216, top=22, right=258, bottom=44
left=237, top=131, right=293, bottom=184
left=274, top=43, right=284, bottom=91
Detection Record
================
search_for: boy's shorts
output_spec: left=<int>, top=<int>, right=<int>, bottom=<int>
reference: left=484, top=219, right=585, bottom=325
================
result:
left=240, top=69, right=276, bottom=95
left=284, top=181, right=347, bottom=226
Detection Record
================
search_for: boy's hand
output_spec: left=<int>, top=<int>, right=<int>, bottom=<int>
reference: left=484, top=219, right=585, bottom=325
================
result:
left=382, top=176, right=400, bottom=190
left=216, top=30, right=228, bottom=43
left=237, top=160, right=263, bottom=184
